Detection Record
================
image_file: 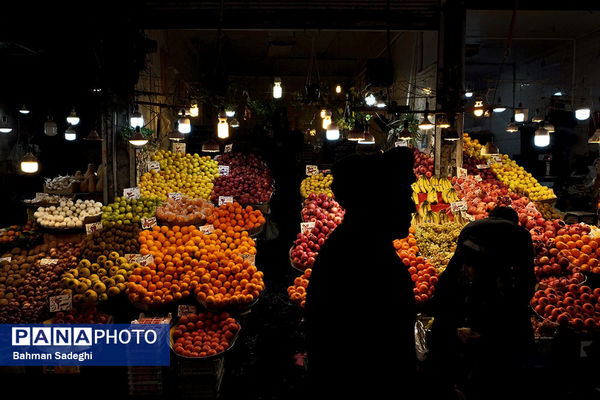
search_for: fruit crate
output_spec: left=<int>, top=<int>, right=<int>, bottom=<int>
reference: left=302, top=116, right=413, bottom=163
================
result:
left=176, top=359, right=225, bottom=400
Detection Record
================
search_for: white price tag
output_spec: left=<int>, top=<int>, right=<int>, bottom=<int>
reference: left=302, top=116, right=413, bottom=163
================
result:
left=457, top=168, right=468, bottom=178
left=473, top=175, right=483, bottom=182
left=199, top=224, right=215, bottom=235
left=168, top=192, right=183, bottom=201
left=492, top=154, right=502, bottom=163
left=135, top=254, right=154, bottom=266
left=124, top=254, right=141, bottom=263
left=476, top=164, right=489, bottom=169
left=123, top=187, right=141, bottom=200
left=305, top=165, right=319, bottom=176
left=40, top=258, right=59, bottom=266
left=177, top=304, right=197, bottom=317
left=241, top=254, right=256, bottom=265
left=140, top=217, right=157, bottom=230
left=49, top=294, right=72, bottom=312
left=85, top=222, right=103, bottom=235
left=224, top=144, right=233, bottom=153
left=301, top=221, right=316, bottom=234
left=172, top=142, right=186, bottom=154
left=218, top=196, right=234, bottom=206
left=0, top=256, right=11, bottom=263
left=147, top=161, right=161, bottom=172
left=218, top=165, right=230, bottom=176
left=461, top=211, right=475, bottom=222
left=394, top=141, right=408, bottom=148
left=450, top=201, right=468, bottom=212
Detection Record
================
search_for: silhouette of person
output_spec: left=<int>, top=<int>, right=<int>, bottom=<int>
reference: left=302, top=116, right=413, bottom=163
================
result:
left=426, top=206, right=536, bottom=400
left=304, top=148, right=417, bottom=399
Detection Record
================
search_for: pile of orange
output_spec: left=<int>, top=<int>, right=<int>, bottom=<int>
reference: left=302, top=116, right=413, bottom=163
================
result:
left=394, top=230, right=438, bottom=303
left=287, top=268, right=311, bottom=308
left=206, top=202, right=266, bottom=232
left=126, top=225, right=264, bottom=308
left=554, top=233, right=600, bottom=274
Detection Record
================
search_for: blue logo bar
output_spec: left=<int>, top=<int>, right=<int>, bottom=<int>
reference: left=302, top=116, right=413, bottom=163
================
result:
left=0, top=324, right=170, bottom=366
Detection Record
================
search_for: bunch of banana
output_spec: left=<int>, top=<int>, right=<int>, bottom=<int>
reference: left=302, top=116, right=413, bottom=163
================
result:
left=427, top=189, right=438, bottom=204
left=438, top=177, right=453, bottom=191
left=441, top=187, right=460, bottom=203
left=411, top=191, right=420, bottom=205
left=414, top=176, right=432, bottom=193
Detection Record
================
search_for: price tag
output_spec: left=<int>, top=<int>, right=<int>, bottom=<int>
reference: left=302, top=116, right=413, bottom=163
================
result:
left=147, top=161, right=161, bottom=172
left=492, top=154, right=502, bottom=163
left=0, top=256, right=11, bottom=263
left=450, top=201, right=468, bottom=212
left=394, top=141, right=408, bottom=148
left=301, top=221, right=316, bottom=234
left=457, top=168, right=468, bottom=178
left=525, top=201, right=538, bottom=211
left=168, top=192, right=183, bottom=201
left=305, top=165, right=319, bottom=176
left=135, top=254, right=154, bottom=266
left=123, top=187, right=141, bottom=200
left=124, top=254, right=141, bottom=263
left=85, top=222, right=103, bottom=235
left=40, top=258, right=59, bottom=266
left=580, top=340, right=592, bottom=358
left=199, top=224, right=215, bottom=235
left=177, top=304, right=197, bottom=317
left=461, top=211, right=475, bottom=222
left=473, top=175, right=483, bottom=182
left=224, top=144, right=233, bottom=153
left=172, top=142, right=186, bottom=154
left=218, top=196, right=234, bottom=206
left=241, top=254, right=256, bottom=265
left=49, top=293, right=72, bottom=313
left=140, top=217, right=157, bottom=230
left=476, top=164, right=489, bottom=169
left=218, top=165, right=230, bottom=176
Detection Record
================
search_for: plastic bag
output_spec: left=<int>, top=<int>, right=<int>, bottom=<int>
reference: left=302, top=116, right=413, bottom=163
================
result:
left=415, top=319, right=429, bottom=361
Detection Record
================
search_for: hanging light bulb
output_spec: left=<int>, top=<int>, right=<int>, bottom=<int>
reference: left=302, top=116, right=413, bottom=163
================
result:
left=465, top=90, right=473, bottom=98
left=534, top=128, right=550, bottom=147
left=335, top=84, right=342, bottom=94
left=326, top=123, right=340, bottom=141
left=397, top=120, right=412, bottom=139
left=273, top=77, right=282, bottom=99
left=588, top=129, right=600, bottom=144
left=189, top=101, right=199, bottom=117
left=66, top=109, right=80, bottom=125
left=19, top=105, right=30, bottom=115
left=225, top=109, right=236, bottom=118
left=217, top=110, right=229, bottom=139
left=202, top=138, right=220, bottom=153
left=358, top=131, right=375, bottom=145
left=129, top=126, right=148, bottom=146
left=322, top=111, right=332, bottom=129
left=493, top=98, right=506, bottom=113
left=418, top=113, right=434, bottom=130
left=320, top=109, right=327, bottom=119
left=514, top=103, right=525, bottom=123
left=130, top=108, right=144, bottom=128
left=44, top=117, right=57, bottom=136
left=20, top=152, right=39, bottom=174
left=543, top=121, right=555, bottom=133
left=473, top=98, right=485, bottom=117
left=480, top=141, right=499, bottom=156
left=532, top=109, right=544, bottom=123
left=169, top=129, right=184, bottom=141
left=365, top=93, right=376, bottom=106
left=84, top=130, right=102, bottom=141
left=0, top=116, right=12, bottom=133
left=230, top=118, right=240, bottom=128
left=375, top=99, right=387, bottom=109
left=506, top=118, right=519, bottom=133
left=348, top=126, right=365, bottom=141
left=436, top=114, right=451, bottom=129
left=64, top=126, right=77, bottom=141
left=443, top=130, right=460, bottom=141
left=575, top=105, right=591, bottom=121
left=178, top=110, right=191, bottom=134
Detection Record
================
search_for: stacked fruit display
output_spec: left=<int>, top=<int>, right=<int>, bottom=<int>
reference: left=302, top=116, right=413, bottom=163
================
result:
left=394, top=231, right=438, bottom=303
left=0, top=221, right=40, bottom=247
left=205, top=202, right=265, bottom=233
left=535, top=201, right=564, bottom=220
left=462, top=155, right=498, bottom=181
left=101, top=197, right=161, bottom=226
left=52, top=307, right=111, bottom=324
left=139, top=150, right=219, bottom=200
left=128, top=225, right=263, bottom=309
left=56, top=252, right=134, bottom=304
left=490, top=154, right=556, bottom=201
left=156, top=196, right=214, bottom=226
left=288, top=268, right=311, bottom=308
left=413, top=222, right=462, bottom=274
left=172, top=312, right=241, bottom=358
left=412, top=176, right=462, bottom=224
left=412, top=148, right=434, bottom=178
left=300, top=173, right=334, bottom=198
left=290, top=193, right=344, bottom=269
left=554, top=227, right=600, bottom=274
left=534, top=238, right=586, bottom=289
left=209, top=153, right=273, bottom=205
left=34, top=199, right=103, bottom=229
left=82, top=224, right=141, bottom=260
left=531, top=285, right=600, bottom=330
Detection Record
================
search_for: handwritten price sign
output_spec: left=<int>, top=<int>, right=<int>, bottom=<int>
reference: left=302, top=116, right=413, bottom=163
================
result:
left=218, top=196, right=234, bottom=206
left=123, top=187, right=141, bottom=200
left=85, top=222, right=103, bottom=235
left=241, top=254, right=256, bottom=265
left=394, top=141, right=409, bottom=148
left=300, top=221, right=315, bottom=234
left=177, top=305, right=198, bottom=317
left=305, top=165, right=319, bottom=176
left=147, top=161, right=161, bottom=172
left=199, top=224, right=215, bottom=235
left=450, top=201, right=468, bottom=212
left=457, top=168, right=468, bottom=178
left=476, top=164, right=490, bottom=170
left=168, top=192, right=183, bottom=201
left=224, top=144, right=233, bottom=153
left=473, top=175, right=483, bottom=182
left=124, top=254, right=141, bottom=263
left=40, top=258, right=59, bottom=266
left=218, top=165, right=230, bottom=176
left=461, top=211, right=475, bottom=222
left=0, top=257, right=11, bottom=263
left=140, top=217, right=157, bottom=230
left=49, top=294, right=72, bottom=313
left=172, top=142, right=186, bottom=154
left=135, top=254, right=154, bottom=267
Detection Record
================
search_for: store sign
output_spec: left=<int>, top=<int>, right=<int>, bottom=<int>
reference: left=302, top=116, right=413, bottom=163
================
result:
left=85, top=222, right=103, bottom=235
left=177, top=305, right=197, bottom=317
left=172, top=142, right=186, bottom=154
left=300, top=222, right=315, bottom=234
left=49, top=294, right=72, bottom=313
left=123, top=187, right=141, bottom=200
left=450, top=201, right=468, bottom=212
left=305, top=165, right=319, bottom=176
left=0, top=324, right=170, bottom=366
left=218, top=196, right=234, bottom=206
left=147, top=161, right=160, bottom=172
left=241, top=254, right=256, bottom=265
left=224, top=144, right=233, bottom=153
left=168, top=192, right=183, bottom=201
left=140, top=217, right=157, bottom=230
left=199, top=224, right=214, bottom=235
left=40, top=259, right=59, bottom=266
left=218, top=165, right=230, bottom=176
left=457, top=168, right=468, bottom=178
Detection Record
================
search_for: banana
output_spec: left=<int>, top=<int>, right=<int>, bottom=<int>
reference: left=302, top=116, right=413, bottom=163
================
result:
left=412, top=191, right=420, bottom=205
left=411, top=182, right=421, bottom=194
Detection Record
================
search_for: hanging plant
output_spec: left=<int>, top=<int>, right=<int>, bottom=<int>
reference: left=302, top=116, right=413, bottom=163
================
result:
left=120, top=126, right=154, bottom=142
